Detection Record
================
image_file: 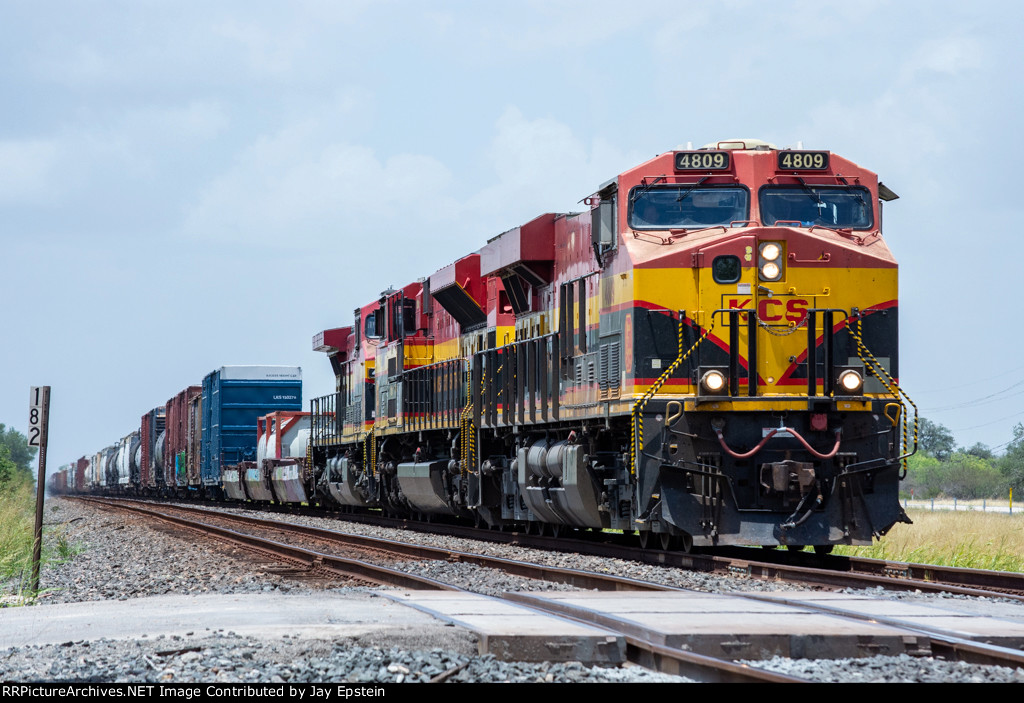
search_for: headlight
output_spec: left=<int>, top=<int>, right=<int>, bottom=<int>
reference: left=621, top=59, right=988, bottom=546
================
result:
left=837, top=369, right=863, bottom=393
left=700, top=369, right=727, bottom=394
left=758, top=241, right=783, bottom=281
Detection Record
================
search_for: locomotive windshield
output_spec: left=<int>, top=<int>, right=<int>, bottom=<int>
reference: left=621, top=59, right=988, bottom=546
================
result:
left=760, top=185, right=874, bottom=230
left=629, top=186, right=749, bottom=230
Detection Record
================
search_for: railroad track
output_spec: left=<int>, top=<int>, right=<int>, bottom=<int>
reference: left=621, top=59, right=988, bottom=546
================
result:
left=77, top=496, right=1024, bottom=680
left=79, top=496, right=797, bottom=682
left=137, top=494, right=1024, bottom=601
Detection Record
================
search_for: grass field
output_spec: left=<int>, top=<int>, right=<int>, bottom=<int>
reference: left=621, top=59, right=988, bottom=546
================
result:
left=0, top=476, right=36, bottom=590
left=831, top=509, right=1024, bottom=572
left=0, top=479, right=78, bottom=600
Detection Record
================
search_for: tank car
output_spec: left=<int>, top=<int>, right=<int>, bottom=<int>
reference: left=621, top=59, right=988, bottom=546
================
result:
left=307, top=138, right=916, bottom=550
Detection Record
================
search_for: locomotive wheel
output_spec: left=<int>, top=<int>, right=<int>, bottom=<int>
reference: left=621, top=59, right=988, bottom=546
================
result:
left=678, top=533, right=694, bottom=553
left=813, top=545, right=834, bottom=555
left=659, top=533, right=673, bottom=551
left=638, top=530, right=653, bottom=549
left=786, top=545, right=806, bottom=552
left=547, top=523, right=562, bottom=538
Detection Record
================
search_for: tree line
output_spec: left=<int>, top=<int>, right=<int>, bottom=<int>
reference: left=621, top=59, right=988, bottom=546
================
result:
left=0, top=423, right=37, bottom=492
left=903, top=418, right=1024, bottom=500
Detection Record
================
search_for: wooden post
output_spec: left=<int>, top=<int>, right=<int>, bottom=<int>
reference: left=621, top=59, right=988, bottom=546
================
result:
left=28, top=386, right=51, bottom=594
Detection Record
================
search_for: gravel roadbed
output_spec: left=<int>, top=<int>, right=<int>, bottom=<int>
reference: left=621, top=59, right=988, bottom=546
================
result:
left=0, top=499, right=685, bottom=683
left=4, top=498, right=1023, bottom=683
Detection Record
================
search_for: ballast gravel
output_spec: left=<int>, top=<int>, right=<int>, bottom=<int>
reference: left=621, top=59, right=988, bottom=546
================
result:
left=744, top=654, right=1024, bottom=684
left=0, top=500, right=687, bottom=683
left=2, top=634, right=683, bottom=684
left=3, top=498, right=1023, bottom=684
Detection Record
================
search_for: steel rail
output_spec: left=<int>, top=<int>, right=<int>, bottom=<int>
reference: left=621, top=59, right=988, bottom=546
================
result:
left=78, top=497, right=1024, bottom=677
left=153, top=499, right=1024, bottom=673
left=741, top=591, right=1024, bottom=670
left=715, top=547, right=1024, bottom=602
left=78, top=496, right=1024, bottom=600
left=690, top=555, right=1024, bottom=602
left=84, top=498, right=457, bottom=591
left=820, top=554, right=1024, bottom=599
left=82, top=497, right=672, bottom=592
left=500, top=591, right=806, bottom=683
left=79, top=497, right=801, bottom=683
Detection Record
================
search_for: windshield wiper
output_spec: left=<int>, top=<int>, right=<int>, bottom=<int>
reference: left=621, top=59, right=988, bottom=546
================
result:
left=796, top=177, right=824, bottom=207
left=675, top=176, right=709, bottom=203
left=630, top=175, right=666, bottom=204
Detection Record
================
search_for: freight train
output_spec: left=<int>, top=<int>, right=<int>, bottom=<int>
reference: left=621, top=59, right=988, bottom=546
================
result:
left=54, top=366, right=303, bottom=500
left=54, top=138, right=916, bottom=552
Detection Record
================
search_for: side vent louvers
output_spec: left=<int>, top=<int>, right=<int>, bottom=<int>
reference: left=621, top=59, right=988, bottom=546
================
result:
left=599, top=342, right=621, bottom=400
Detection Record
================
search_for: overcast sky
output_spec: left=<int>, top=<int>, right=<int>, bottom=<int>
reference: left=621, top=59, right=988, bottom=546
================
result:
left=2, top=1, right=1022, bottom=470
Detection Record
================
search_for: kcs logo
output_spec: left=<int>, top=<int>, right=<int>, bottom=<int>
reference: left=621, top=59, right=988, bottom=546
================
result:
left=725, top=297, right=809, bottom=324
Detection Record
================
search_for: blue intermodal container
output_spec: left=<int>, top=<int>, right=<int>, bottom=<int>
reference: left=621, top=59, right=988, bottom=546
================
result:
left=200, top=366, right=302, bottom=487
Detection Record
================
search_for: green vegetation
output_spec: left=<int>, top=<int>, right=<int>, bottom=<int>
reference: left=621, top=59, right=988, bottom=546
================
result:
left=0, top=423, right=37, bottom=476
left=874, top=416, right=1024, bottom=570
left=0, top=444, right=36, bottom=588
left=0, top=425, right=76, bottom=601
left=901, top=417, right=1024, bottom=501
left=832, top=509, right=1024, bottom=572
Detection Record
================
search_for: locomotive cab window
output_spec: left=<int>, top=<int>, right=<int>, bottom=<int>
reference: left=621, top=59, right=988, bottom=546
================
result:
left=628, top=186, right=749, bottom=230
left=403, top=300, right=417, bottom=335
left=759, top=185, right=874, bottom=230
left=712, top=255, right=742, bottom=283
left=364, top=310, right=381, bottom=339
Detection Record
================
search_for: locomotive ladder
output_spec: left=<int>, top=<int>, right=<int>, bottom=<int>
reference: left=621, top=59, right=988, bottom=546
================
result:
left=630, top=311, right=713, bottom=477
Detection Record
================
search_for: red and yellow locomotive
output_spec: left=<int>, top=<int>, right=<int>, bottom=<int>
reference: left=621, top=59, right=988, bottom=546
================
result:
left=309, top=138, right=914, bottom=550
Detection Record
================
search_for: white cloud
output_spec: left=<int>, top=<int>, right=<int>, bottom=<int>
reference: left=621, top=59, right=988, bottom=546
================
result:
left=0, top=101, right=231, bottom=210
left=898, top=36, right=985, bottom=83
left=410, top=1, right=652, bottom=55
left=213, top=20, right=299, bottom=77
left=464, top=107, right=645, bottom=229
left=488, top=107, right=589, bottom=188
left=178, top=106, right=646, bottom=267
left=789, top=30, right=990, bottom=175
left=144, top=101, right=231, bottom=141
left=39, top=43, right=117, bottom=84
left=180, top=119, right=457, bottom=246
left=0, top=140, right=59, bottom=205
left=492, top=1, right=646, bottom=52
